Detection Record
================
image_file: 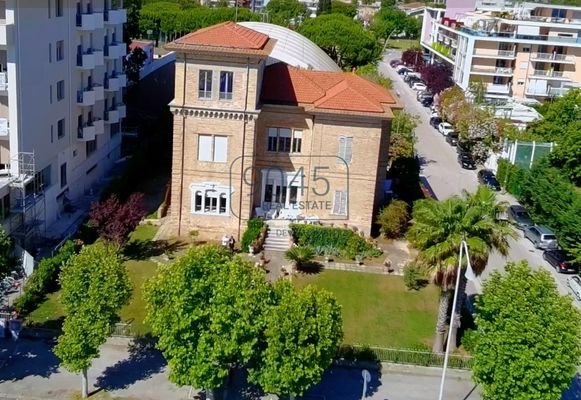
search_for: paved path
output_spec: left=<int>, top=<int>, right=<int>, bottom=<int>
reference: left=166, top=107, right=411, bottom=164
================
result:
left=378, top=52, right=577, bottom=304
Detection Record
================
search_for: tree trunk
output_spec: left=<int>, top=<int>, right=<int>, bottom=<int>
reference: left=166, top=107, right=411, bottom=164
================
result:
left=432, top=290, right=452, bottom=353
left=81, top=368, right=88, bottom=398
left=447, top=274, right=467, bottom=353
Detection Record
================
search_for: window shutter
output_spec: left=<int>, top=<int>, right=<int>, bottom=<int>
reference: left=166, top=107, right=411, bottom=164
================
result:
left=213, top=136, right=228, bottom=163
left=340, top=191, right=348, bottom=215
left=344, top=137, right=353, bottom=164
left=337, top=136, right=346, bottom=164
left=332, top=191, right=342, bottom=214
left=198, top=135, right=213, bottom=161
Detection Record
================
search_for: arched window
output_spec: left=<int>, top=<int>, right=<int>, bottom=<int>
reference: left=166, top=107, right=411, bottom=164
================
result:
left=190, top=184, right=231, bottom=216
left=194, top=191, right=203, bottom=212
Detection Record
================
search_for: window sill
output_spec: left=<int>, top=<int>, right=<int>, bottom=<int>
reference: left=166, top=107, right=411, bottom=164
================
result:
left=197, top=160, right=228, bottom=164
left=191, top=211, right=230, bottom=217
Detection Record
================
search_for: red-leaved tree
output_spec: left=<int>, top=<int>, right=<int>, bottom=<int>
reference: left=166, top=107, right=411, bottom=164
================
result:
left=420, top=63, right=455, bottom=94
left=89, top=193, right=146, bottom=245
left=401, top=48, right=425, bottom=69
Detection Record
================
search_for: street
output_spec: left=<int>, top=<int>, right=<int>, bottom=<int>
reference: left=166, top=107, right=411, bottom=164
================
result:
left=378, top=52, right=577, bottom=302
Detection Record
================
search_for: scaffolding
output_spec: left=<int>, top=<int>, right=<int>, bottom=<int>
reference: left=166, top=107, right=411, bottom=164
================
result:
left=7, top=152, right=46, bottom=250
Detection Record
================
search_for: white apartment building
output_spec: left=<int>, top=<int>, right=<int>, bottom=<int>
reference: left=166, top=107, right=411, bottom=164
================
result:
left=421, top=1, right=581, bottom=102
left=0, top=0, right=126, bottom=247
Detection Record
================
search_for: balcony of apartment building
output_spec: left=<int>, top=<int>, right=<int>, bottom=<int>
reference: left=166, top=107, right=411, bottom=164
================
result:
left=0, top=70, right=7, bottom=96
left=471, top=65, right=513, bottom=77
left=77, top=119, right=96, bottom=141
left=104, top=1, right=127, bottom=26
left=77, top=82, right=104, bottom=107
left=104, top=106, right=120, bottom=125
left=76, top=2, right=104, bottom=31
left=458, top=22, right=581, bottom=45
left=76, top=47, right=96, bottom=70
left=511, top=7, right=581, bottom=26
left=529, top=68, right=573, bottom=81
left=0, top=117, right=8, bottom=138
left=104, top=35, right=126, bottom=60
left=104, top=71, right=127, bottom=92
left=473, top=41, right=516, bottom=60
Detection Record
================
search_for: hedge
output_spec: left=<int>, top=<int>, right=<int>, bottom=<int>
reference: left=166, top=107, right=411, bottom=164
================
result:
left=290, top=224, right=381, bottom=259
left=14, top=241, right=77, bottom=316
left=496, top=158, right=526, bottom=198
left=241, top=218, right=266, bottom=251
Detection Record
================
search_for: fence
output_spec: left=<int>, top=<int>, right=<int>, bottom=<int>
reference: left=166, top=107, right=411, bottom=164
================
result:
left=341, top=345, right=473, bottom=370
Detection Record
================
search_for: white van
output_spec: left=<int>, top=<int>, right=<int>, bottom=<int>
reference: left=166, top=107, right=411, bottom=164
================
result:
left=567, top=275, right=581, bottom=301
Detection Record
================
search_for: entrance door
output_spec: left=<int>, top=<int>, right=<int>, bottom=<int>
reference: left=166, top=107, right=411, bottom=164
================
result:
left=261, top=170, right=302, bottom=211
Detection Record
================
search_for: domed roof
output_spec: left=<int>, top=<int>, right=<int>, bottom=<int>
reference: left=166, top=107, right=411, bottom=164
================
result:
left=237, top=22, right=341, bottom=72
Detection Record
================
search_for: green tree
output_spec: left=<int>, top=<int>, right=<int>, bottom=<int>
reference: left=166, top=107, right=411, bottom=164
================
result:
left=249, top=281, right=343, bottom=398
left=0, top=228, right=18, bottom=283
left=471, top=261, right=581, bottom=400
left=124, top=0, right=142, bottom=42
left=144, top=245, right=273, bottom=397
left=317, top=0, right=332, bottom=15
left=331, top=0, right=357, bottom=17
left=54, top=243, right=131, bottom=398
left=380, top=0, right=395, bottom=8
left=407, top=186, right=516, bottom=353
left=299, top=14, right=381, bottom=69
left=355, top=64, right=393, bottom=89
left=377, top=200, right=410, bottom=238
left=265, top=0, right=308, bottom=27
left=371, top=7, right=408, bottom=43
left=389, top=111, right=418, bottom=159
left=549, top=120, right=581, bottom=186
left=527, top=89, right=581, bottom=142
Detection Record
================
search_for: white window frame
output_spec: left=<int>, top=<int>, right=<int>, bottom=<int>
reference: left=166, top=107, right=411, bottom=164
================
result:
left=332, top=190, right=348, bottom=216
left=219, top=71, right=234, bottom=100
left=198, top=134, right=228, bottom=163
left=190, top=183, right=232, bottom=216
left=198, top=70, right=212, bottom=99
left=267, top=128, right=303, bottom=153
left=337, top=136, right=353, bottom=164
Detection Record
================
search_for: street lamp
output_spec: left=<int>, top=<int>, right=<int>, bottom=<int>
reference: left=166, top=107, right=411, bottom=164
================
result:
left=437, top=240, right=472, bottom=400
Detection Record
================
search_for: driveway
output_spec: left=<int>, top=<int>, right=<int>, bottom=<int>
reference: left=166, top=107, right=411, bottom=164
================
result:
left=378, top=51, right=577, bottom=303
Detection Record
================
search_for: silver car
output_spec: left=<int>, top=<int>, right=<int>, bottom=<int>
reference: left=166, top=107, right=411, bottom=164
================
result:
left=523, top=225, right=558, bottom=250
left=568, top=275, right=581, bottom=301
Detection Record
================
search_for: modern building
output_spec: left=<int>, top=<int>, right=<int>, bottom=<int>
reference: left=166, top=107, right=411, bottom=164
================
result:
left=165, top=22, right=401, bottom=241
left=421, top=0, right=581, bottom=101
left=0, top=0, right=127, bottom=247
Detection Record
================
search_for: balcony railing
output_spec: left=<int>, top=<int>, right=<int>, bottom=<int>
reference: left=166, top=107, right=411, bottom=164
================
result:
left=471, top=67, right=513, bottom=75
left=430, top=42, right=454, bottom=60
left=525, top=87, right=570, bottom=97
left=0, top=118, right=9, bottom=136
left=530, top=70, right=569, bottom=79
left=78, top=121, right=96, bottom=141
left=0, top=72, right=7, bottom=92
left=77, top=88, right=96, bottom=106
left=530, top=53, right=575, bottom=63
left=458, top=26, right=581, bottom=44
left=473, top=49, right=515, bottom=58
left=76, top=48, right=95, bottom=69
left=486, top=83, right=510, bottom=94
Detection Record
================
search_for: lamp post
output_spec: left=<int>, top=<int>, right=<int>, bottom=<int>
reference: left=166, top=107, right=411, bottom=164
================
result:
left=437, top=240, right=470, bottom=400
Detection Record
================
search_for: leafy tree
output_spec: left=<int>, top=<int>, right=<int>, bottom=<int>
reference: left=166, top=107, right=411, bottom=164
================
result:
left=89, top=193, right=146, bottom=246
left=124, top=0, right=142, bottom=42
left=144, top=245, right=273, bottom=396
left=371, top=7, right=408, bottom=42
left=376, top=200, right=409, bottom=238
left=471, top=261, right=581, bottom=400
left=0, top=228, right=18, bottom=283
left=249, top=281, right=343, bottom=398
left=355, top=64, right=392, bottom=89
left=265, top=0, right=308, bottom=27
left=380, top=0, right=396, bottom=8
left=331, top=0, right=357, bottom=17
left=549, top=120, right=581, bottom=185
left=401, top=47, right=424, bottom=68
left=404, top=15, right=421, bottom=38
left=407, top=186, right=516, bottom=352
left=527, top=89, right=581, bottom=142
left=468, top=79, right=486, bottom=104
left=299, top=14, right=381, bottom=69
left=389, top=111, right=418, bottom=159
left=54, top=243, right=131, bottom=398
left=420, top=63, right=454, bottom=94
left=437, top=86, right=466, bottom=123
left=125, top=46, right=148, bottom=83
left=317, top=0, right=332, bottom=15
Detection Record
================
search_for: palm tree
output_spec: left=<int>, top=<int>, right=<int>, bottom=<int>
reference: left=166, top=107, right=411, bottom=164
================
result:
left=407, top=186, right=516, bottom=353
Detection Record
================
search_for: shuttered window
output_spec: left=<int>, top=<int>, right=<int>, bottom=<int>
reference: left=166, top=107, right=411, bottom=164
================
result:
left=332, top=191, right=348, bottom=215
left=337, top=136, right=353, bottom=164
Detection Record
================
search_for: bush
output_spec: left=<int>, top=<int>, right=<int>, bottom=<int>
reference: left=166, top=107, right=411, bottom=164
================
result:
left=89, top=193, right=147, bottom=245
left=290, top=224, right=379, bottom=260
left=377, top=200, right=410, bottom=238
left=14, top=241, right=77, bottom=315
left=241, top=218, right=266, bottom=251
left=403, top=262, right=427, bottom=291
left=285, top=245, right=315, bottom=268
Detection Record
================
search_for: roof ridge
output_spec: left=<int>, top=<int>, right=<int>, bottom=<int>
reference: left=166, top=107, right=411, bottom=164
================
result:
left=291, top=66, right=327, bottom=97
left=345, top=73, right=389, bottom=102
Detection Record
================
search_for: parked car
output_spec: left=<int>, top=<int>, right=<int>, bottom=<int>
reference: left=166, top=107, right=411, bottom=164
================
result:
left=417, top=90, right=432, bottom=100
left=568, top=275, right=581, bottom=300
left=456, top=141, right=470, bottom=154
left=390, top=59, right=402, bottom=67
left=438, top=122, right=455, bottom=136
left=430, top=116, right=442, bottom=128
left=404, top=72, right=422, bottom=82
left=446, top=134, right=458, bottom=146
left=477, top=169, right=501, bottom=191
left=397, top=67, right=412, bottom=75
left=457, top=152, right=476, bottom=169
left=407, top=77, right=423, bottom=87
left=412, top=82, right=428, bottom=91
left=543, top=250, right=579, bottom=274
left=430, top=110, right=440, bottom=119
left=421, top=97, right=434, bottom=107
left=506, top=205, right=533, bottom=229
left=523, top=225, right=558, bottom=250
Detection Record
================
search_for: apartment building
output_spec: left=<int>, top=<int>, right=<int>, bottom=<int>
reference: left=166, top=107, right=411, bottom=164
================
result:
left=0, top=0, right=126, bottom=246
left=166, top=22, right=401, bottom=240
left=421, top=1, right=581, bottom=101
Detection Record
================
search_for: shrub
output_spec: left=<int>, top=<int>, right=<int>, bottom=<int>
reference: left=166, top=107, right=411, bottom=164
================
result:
left=89, top=193, right=147, bottom=246
left=241, top=218, right=266, bottom=251
left=403, top=262, right=427, bottom=291
left=14, top=241, right=77, bottom=315
left=285, top=246, right=315, bottom=268
left=290, top=224, right=378, bottom=259
left=377, top=200, right=410, bottom=238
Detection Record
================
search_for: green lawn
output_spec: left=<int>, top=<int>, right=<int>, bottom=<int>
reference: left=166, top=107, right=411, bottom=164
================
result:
left=386, top=39, right=421, bottom=50
left=294, top=270, right=438, bottom=348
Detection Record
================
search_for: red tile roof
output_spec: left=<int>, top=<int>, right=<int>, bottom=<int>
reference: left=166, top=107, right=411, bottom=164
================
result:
left=261, top=63, right=397, bottom=115
left=129, top=40, right=154, bottom=51
left=174, top=21, right=269, bottom=50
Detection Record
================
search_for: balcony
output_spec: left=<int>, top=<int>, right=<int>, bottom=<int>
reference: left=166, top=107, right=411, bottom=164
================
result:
left=77, top=49, right=95, bottom=70
left=77, top=88, right=96, bottom=106
left=486, top=83, right=510, bottom=94
left=530, top=53, right=575, bottom=64
left=105, top=109, right=120, bottom=124
left=530, top=70, right=571, bottom=80
left=0, top=22, right=11, bottom=46
left=104, top=42, right=125, bottom=59
left=76, top=13, right=96, bottom=31
left=116, top=104, right=126, bottom=119
left=93, top=118, right=105, bottom=135
left=104, top=73, right=121, bottom=91
left=93, top=49, right=105, bottom=66
left=424, top=41, right=455, bottom=62
left=473, top=49, right=515, bottom=59
left=92, top=84, right=105, bottom=101
left=0, top=118, right=9, bottom=137
left=525, top=87, right=570, bottom=97
left=471, top=67, right=513, bottom=76
left=117, top=73, right=127, bottom=88
left=458, top=26, right=581, bottom=44
left=0, top=72, right=7, bottom=95
left=105, top=9, right=127, bottom=25
left=78, top=123, right=96, bottom=141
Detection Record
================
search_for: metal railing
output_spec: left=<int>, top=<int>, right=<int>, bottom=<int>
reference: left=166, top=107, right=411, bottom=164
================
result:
left=531, top=52, right=574, bottom=62
left=459, top=27, right=581, bottom=43
left=474, top=49, right=515, bottom=57
left=531, top=69, right=566, bottom=78
left=471, top=67, right=513, bottom=74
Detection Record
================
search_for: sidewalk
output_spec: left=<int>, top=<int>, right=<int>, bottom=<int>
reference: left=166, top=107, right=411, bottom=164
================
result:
left=0, top=338, right=481, bottom=400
